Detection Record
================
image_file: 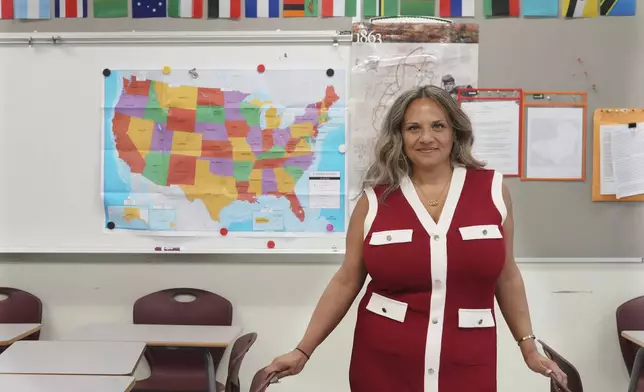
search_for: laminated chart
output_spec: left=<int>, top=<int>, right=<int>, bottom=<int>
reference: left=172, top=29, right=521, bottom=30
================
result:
left=102, top=68, right=347, bottom=235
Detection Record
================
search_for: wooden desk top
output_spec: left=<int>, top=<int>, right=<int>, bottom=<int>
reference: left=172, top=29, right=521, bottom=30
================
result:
left=0, top=340, right=146, bottom=376
left=0, top=324, right=42, bottom=345
left=0, top=374, right=135, bottom=392
left=62, top=323, right=242, bottom=347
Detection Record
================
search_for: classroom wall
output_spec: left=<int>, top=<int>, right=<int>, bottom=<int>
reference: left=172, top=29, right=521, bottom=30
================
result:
left=2, top=3, right=644, bottom=392
left=0, top=253, right=639, bottom=392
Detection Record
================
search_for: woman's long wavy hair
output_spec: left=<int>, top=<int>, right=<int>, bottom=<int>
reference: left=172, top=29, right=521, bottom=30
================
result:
left=361, top=85, right=485, bottom=200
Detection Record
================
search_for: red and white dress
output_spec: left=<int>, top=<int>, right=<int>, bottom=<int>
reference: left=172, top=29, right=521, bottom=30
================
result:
left=349, top=166, right=507, bottom=392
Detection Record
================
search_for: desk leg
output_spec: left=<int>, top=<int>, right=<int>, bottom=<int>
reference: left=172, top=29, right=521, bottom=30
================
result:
left=628, top=347, right=644, bottom=392
left=204, top=349, right=216, bottom=392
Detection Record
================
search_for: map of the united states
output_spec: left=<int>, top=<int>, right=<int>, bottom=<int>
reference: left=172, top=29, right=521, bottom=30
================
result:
left=111, top=75, right=340, bottom=224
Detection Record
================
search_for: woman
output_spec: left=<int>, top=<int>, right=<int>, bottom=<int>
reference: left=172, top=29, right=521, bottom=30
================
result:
left=265, top=85, right=567, bottom=391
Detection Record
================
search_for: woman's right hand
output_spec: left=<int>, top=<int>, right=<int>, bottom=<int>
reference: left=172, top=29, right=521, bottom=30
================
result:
left=265, top=349, right=309, bottom=381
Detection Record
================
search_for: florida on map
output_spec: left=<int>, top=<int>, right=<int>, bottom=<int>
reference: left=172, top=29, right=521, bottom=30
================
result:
left=102, top=69, right=347, bottom=234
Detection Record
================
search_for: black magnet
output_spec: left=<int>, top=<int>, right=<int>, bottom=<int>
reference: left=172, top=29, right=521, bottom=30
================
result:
left=326, top=68, right=334, bottom=77
left=103, top=68, right=112, bottom=77
left=106, top=221, right=116, bottom=230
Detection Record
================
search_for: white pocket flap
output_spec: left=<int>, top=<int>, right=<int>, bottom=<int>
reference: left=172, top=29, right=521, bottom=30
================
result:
left=459, top=225, right=502, bottom=240
left=366, top=292, right=407, bottom=323
left=369, top=229, right=413, bottom=246
left=458, top=308, right=495, bottom=328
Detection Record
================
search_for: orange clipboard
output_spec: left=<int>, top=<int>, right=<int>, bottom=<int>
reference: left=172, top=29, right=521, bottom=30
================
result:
left=592, top=108, right=644, bottom=202
left=521, top=91, right=587, bottom=182
left=457, top=88, right=523, bottom=177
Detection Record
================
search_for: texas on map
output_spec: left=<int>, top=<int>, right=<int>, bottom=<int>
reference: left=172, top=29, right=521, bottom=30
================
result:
left=102, top=69, right=347, bottom=234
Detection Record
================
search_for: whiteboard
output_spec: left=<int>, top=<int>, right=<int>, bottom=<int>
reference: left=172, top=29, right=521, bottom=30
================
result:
left=0, top=31, right=351, bottom=254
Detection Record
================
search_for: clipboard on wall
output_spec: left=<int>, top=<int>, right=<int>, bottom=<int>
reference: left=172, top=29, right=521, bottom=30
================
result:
left=457, top=88, right=523, bottom=177
left=592, top=108, right=644, bottom=202
left=521, top=91, right=587, bottom=182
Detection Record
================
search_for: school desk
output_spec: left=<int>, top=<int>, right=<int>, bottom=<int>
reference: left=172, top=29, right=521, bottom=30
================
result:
left=0, top=374, right=135, bottom=392
left=0, top=340, right=145, bottom=376
left=0, top=324, right=41, bottom=345
left=622, top=331, right=644, bottom=392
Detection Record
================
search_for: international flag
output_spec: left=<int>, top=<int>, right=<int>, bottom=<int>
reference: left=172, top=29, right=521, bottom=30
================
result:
left=283, top=0, right=315, bottom=16
left=13, top=0, right=50, bottom=18
left=245, top=0, right=279, bottom=17
left=94, top=0, right=128, bottom=17
left=207, top=0, right=240, bottom=18
left=321, top=0, right=355, bottom=16
left=600, top=0, right=635, bottom=15
left=0, top=0, right=13, bottom=18
left=483, top=0, right=519, bottom=16
left=168, top=0, right=202, bottom=17
left=55, top=0, right=87, bottom=17
left=562, top=0, right=598, bottom=17
left=132, top=0, right=167, bottom=17
left=522, top=0, right=558, bottom=16
left=401, top=0, right=434, bottom=16
left=363, top=0, right=397, bottom=16
left=439, top=0, right=472, bottom=16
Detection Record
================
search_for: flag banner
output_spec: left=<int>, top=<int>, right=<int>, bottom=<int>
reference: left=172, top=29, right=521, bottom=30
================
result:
left=283, top=0, right=316, bottom=16
left=168, top=0, right=202, bottom=17
left=562, top=0, right=598, bottom=17
left=483, top=0, right=519, bottom=16
left=208, top=0, right=240, bottom=18
left=600, top=0, right=635, bottom=15
left=364, top=0, right=397, bottom=16
left=245, top=0, right=279, bottom=17
left=321, top=0, right=355, bottom=16
left=0, top=0, right=13, bottom=18
left=55, top=0, right=87, bottom=17
left=439, top=0, right=473, bottom=16
left=401, top=0, right=434, bottom=16
left=14, top=0, right=50, bottom=18
left=132, top=0, right=167, bottom=17
left=94, top=0, right=128, bottom=17
left=522, top=0, right=558, bottom=16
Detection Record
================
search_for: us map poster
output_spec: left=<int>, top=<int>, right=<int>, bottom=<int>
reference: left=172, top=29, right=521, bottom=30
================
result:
left=102, top=69, right=347, bottom=236
left=348, top=22, right=479, bottom=207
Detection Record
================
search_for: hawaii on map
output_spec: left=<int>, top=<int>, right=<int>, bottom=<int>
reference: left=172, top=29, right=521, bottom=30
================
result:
left=102, top=69, right=347, bottom=234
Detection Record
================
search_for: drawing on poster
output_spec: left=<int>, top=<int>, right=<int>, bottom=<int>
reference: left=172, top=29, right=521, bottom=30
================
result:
left=348, top=22, right=479, bottom=205
left=102, top=68, right=347, bottom=235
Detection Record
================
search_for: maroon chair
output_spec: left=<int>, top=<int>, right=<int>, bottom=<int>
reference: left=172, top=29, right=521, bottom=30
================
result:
left=249, top=368, right=275, bottom=392
left=538, top=340, right=583, bottom=392
left=132, top=288, right=233, bottom=392
left=216, top=333, right=258, bottom=392
left=0, top=288, right=42, bottom=352
left=617, top=296, right=644, bottom=391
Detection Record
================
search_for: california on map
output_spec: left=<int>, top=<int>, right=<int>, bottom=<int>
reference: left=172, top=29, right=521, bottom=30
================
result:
left=102, top=69, right=347, bottom=234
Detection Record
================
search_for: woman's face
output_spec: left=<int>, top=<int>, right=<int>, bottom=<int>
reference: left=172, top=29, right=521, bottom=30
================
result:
left=401, top=98, right=454, bottom=171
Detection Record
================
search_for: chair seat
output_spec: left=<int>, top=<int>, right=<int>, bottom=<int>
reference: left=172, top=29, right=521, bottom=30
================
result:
left=133, top=364, right=209, bottom=392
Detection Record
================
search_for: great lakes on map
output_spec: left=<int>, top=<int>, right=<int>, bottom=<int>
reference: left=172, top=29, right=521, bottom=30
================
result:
left=102, top=69, right=347, bottom=234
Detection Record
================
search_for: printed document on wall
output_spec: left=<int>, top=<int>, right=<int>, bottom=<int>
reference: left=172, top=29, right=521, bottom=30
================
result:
left=609, top=123, right=644, bottom=198
left=101, top=69, right=347, bottom=236
left=461, top=100, right=520, bottom=176
left=598, top=123, right=622, bottom=195
left=525, top=107, right=584, bottom=179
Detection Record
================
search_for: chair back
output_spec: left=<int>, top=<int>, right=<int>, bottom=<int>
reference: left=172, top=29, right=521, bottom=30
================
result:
left=538, top=340, right=583, bottom=392
left=617, top=296, right=644, bottom=374
left=249, top=368, right=274, bottom=392
left=133, top=288, right=233, bottom=372
left=225, top=333, right=258, bottom=392
left=0, top=288, right=42, bottom=341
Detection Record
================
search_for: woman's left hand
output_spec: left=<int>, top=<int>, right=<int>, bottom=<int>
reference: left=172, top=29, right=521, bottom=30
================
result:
left=524, top=351, right=568, bottom=387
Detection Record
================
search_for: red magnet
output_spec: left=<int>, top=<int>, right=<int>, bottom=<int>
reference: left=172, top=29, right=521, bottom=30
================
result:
left=220, top=228, right=228, bottom=236
left=257, top=64, right=266, bottom=73
left=326, top=224, right=334, bottom=231
left=267, top=240, right=275, bottom=249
